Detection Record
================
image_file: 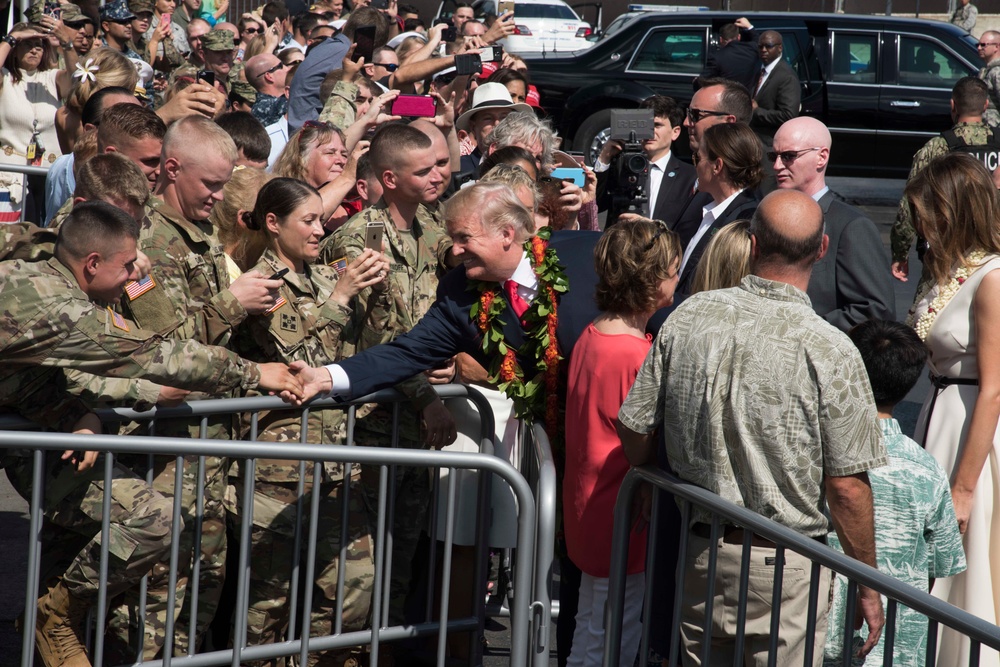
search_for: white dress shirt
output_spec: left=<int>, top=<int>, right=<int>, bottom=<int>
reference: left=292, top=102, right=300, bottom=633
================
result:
left=754, top=57, right=781, bottom=97
left=810, top=185, right=830, bottom=202
left=595, top=151, right=674, bottom=215
left=679, top=190, right=742, bottom=276
left=324, top=252, right=536, bottom=397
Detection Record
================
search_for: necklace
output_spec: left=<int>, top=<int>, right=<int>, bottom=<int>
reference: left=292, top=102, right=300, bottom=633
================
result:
left=468, top=227, right=568, bottom=435
left=907, top=250, right=989, bottom=340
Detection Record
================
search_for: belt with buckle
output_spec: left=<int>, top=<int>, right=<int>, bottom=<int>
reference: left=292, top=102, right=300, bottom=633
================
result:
left=1, top=145, right=58, bottom=164
left=691, top=523, right=826, bottom=548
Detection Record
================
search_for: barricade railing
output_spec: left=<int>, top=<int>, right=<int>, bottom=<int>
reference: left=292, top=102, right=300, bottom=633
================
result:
left=603, top=465, right=1000, bottom=667
left=0, top=385, right=546, bottom=667
left=0, top=162, right=51, bottom=224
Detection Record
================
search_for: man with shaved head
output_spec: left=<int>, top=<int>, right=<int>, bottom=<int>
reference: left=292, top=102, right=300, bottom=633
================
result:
left=246, top=52, right=289, bottom=126
left=772, top=116, right=894, bottom=330
left=618, top=188, right=887, bottom=667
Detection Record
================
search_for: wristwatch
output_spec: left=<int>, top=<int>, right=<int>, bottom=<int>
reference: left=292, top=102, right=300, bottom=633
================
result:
left=59, top=38, right=72, bottom=49
left=2, top=35, right=17, bottom=48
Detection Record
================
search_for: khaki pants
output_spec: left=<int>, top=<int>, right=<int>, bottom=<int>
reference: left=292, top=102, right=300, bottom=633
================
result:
left=679, top=532, right=831, bottom=667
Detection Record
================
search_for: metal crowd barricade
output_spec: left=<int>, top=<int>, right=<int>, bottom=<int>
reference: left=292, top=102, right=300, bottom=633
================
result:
left=0, top=162, right=51, bottom=224
left=0, top=385, right=545, bottom=667
left=603, top=465, right=1000, bottom=667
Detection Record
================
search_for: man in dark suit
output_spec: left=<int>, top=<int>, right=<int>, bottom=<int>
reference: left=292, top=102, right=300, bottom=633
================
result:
left=289, top=181, right=600, bottom=406
left=773, top=116, right=895, bottom=331
left=750, top=31, right=801, bottom=143
left=699, top=17, right=760, bottom=94
left=595, top=96, right=696, bottom=227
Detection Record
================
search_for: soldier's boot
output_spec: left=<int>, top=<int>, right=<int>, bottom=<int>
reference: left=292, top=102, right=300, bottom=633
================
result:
left=35, top=581, right=93, bottom=667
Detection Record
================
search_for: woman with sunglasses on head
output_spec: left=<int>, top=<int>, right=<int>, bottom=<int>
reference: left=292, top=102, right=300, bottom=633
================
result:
left=0, top=17, right=80, bottom=222
left=272, top=89, right=400, bottom=230
left=230, top=177, right=391, bottom=663
left=564, top=218, right=682, bottom=667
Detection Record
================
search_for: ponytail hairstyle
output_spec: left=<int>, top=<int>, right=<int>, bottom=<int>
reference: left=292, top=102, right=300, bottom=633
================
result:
left=247, top=177, right=323, bottom=238
left=210, top=166, right=272, bottom=271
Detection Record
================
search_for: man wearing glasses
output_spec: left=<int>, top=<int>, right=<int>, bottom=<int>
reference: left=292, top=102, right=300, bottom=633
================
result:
left=977, top=31, right=1000, bottom=127
left=772, top=116, right=895, bottom=331
left=246, top=52, right=288, bottom=126
left=749, top=29, right=800, bottom=193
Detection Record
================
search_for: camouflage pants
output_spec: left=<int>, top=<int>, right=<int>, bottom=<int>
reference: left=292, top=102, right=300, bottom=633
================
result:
left=4, top=453, right=175, bottom=602
left=230, top=475, right=374, bottom=667
left=106, top=454, right=228, bottom=659
left=355, top=430, right=432, bottom=627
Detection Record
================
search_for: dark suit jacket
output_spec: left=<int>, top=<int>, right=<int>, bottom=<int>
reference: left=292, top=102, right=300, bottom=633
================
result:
left=339, top=231, right=602, bottom=397
left=646, top=189, right=758, bottom=333
left=750, top=59, right=801, bottom=141
left=596, top=153, right=696, bottom=227
left=700, top=30, right=760, bottom=94
left=808, top=191, right=896, bottom=332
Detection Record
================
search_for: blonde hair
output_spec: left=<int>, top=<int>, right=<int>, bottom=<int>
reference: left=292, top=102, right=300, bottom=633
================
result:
left=211, top=167, right=272, bottom=271
left=272, top=122, right=346, bottom=185
left=691, top=219, right=752, bottom=294
left=479, top=162, right=538, bottom=210
left=66, top=47, right=141, bottom=114
left=163, top=114, right=239, bottom=164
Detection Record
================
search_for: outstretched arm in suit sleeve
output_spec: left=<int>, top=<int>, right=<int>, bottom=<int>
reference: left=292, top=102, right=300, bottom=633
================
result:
left=823, top=212, right=896, bottom=331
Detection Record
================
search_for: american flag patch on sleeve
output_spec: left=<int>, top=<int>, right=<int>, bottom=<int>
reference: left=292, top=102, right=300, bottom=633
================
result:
left=329, top=257, right=347, bottom=275
left=124, top=274, right=157, bottom=300
left=107, top=307, right=130, bottom=332
left=266, top=295, right=288, bottom=314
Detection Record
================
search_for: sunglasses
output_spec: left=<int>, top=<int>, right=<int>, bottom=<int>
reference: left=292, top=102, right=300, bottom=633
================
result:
left=255, top=60, right=285, bottom=77
left=759, top=42, right=780, bottom=49
left=978, top=42, right=999, bottom=48
left=643, top=220, right=672, bottom=252
left=686, top=107, right=729, bottom=123
left=373, top=62, right=399, bottom=72
left=767, top=146, right=822, bottom=164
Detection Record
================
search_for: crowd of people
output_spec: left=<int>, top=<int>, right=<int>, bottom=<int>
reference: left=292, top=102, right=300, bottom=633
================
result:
left=0, top=3, right=999, bottom=667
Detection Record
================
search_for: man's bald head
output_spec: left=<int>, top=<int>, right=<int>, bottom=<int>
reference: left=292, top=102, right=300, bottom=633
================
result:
left=758, top=30, right=783, bottom=65
left=771, top=117, right=832, bottom=194
left=246, top=53, right=286, bottom=95
left=750, top=190, right=825, bottom=274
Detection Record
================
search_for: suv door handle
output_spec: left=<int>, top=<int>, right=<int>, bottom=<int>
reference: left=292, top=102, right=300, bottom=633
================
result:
left=890, top=100, right=921, bottom=108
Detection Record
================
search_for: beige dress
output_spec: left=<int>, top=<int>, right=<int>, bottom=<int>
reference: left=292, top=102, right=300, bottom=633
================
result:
left=914, top=254, right=1000, bottom=667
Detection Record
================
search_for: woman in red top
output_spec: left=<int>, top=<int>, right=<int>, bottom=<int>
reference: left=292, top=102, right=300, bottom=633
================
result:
left=564, top=219, right=681, bottom=667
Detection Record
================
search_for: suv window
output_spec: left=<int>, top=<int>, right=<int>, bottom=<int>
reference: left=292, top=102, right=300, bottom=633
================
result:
left=898, top=35, right=967, bottom=87
left=513, top=4, right=578, bottom=19
left=631, top=29, right=705, bottom=73
left=831, top=32, right=878, bottom=83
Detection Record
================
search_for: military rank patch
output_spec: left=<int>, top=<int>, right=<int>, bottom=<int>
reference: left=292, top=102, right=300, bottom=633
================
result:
left=329, top=257, right=347, bottom=275
left=107, top=307, right=130, bottom=332
left=265, top=295, right=288, bottom=315
left=280, top=312, right=298, bottom=332
left=124, top=274, right=156, bottom=300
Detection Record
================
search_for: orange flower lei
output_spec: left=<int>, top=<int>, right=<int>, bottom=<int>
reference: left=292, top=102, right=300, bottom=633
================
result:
left=468, top=227, right=568, bottom=435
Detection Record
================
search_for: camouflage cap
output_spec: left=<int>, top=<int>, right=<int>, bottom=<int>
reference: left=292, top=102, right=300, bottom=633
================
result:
left=229, top=79, right=257, bottom=103
left=24, top=0, right=44, bottom=23
left=59, top=3, right=94, bottom=24
left=128, top=0, right=155, bottom=15
left=99, top=0, right=136, bottom=21
left=202, top=29, right=236, bottom=52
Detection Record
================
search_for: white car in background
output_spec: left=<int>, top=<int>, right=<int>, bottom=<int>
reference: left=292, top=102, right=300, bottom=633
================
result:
left=437, top=0, right=595, bottom=54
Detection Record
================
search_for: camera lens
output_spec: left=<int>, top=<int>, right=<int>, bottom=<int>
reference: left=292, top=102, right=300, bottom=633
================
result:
left=624, top=153, right=649, bottom=175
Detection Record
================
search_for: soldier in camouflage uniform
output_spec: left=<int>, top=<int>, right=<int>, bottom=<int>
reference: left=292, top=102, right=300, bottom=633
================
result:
left=977, top=31, right=1000, bottom=127
left=231, top=178, right=392, bottom=666
left=951, top=0, right=978, bottom=32
left=200, top=28, right=236, bottom=93
left=246, top=52, right=289, bottom=127
left=0, top=201, right=300, bottom=667
left=99, top=0, right=145, bottom=62
left=104, top=117, right=285, bottom=660
left=890, top=77, right=995, bottom=289
left=320, top=124, right=458, bottom=628
left=230, top=78, right=257, bottom=113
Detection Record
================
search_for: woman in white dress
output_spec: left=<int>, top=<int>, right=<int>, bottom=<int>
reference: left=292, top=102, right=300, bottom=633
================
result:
left=908, top=152, right=1000, bottom=666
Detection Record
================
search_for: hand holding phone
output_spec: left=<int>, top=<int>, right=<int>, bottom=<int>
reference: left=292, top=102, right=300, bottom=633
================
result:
left=269, top=268, right=290, bottom=280
left=197, top=70, right=215, bottom=87
left=352, top=25, right=376, bottom=63
left=391, top=94, right=437, bottom=118
left=498, top=0, right=515, bottom=16
left=365, top=222, right=385, bottom=252
left=454, top=53, right=482, bottom=76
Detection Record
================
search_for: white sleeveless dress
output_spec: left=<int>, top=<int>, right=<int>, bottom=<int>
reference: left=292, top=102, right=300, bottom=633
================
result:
left=914, top=255, right=1000, bottom=667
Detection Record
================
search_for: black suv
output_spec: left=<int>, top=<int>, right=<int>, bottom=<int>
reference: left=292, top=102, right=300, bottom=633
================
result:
left=522, top=12, right=981, bottom=177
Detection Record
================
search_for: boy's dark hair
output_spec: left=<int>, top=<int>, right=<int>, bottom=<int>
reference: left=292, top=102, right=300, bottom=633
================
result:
left=641, top=94, right=684, bottom=132
left=81, top=86, right=136, bottom=127
left=56, top=200, right=140, bottom=262
left=216, top=112, right=272, bottom=163
left=848, top=319, right=928, bottom=409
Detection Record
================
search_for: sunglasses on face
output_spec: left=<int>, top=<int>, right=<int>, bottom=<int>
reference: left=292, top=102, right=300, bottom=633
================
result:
left=256, top=60, right=285, bottom=77
left=686, top=107, right=729, bottom=123
left=243, top=26, right=260, bottom=34
left=373, top=61, right=399, bottom=72
left=767, top=147, right=822, bottom=164
left=759, top=42, right=780, bottom=49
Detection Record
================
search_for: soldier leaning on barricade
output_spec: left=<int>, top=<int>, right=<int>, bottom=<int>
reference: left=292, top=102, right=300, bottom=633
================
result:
left=890, top=76, right=1000, bottom=288
left=230, top=177, right=391, bottom=667
left=103, top=116, right=288, bottom=661
left=319, top=123, right=460, bottom=633
left=0, top=201, right=304, bottom=667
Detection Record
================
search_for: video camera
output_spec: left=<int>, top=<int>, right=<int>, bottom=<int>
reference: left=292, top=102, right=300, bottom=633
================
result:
left=608, top=109, right=655, bottom=218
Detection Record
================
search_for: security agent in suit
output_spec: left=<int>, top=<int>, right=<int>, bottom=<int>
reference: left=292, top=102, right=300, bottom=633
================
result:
left=699, top=17, right=760, bottom=95
left=772, top=116, right=895, bottom=331
left=595, top=95, right=696, bottom=228
left=750, top=31, right=801, bottom=145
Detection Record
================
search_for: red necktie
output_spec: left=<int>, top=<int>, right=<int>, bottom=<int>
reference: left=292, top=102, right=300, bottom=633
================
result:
left=504, top=280, right=529, bottom=319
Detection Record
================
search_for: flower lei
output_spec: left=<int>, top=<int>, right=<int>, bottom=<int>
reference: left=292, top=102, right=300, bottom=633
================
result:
left=906, top=250, right=988, bottom=340
left=73, top=58, right=99, bottom=83
left=468, top=227, right=568, bottom=436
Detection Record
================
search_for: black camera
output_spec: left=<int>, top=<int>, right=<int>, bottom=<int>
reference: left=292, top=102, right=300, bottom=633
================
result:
left=609, top=109, right=655, bottom=218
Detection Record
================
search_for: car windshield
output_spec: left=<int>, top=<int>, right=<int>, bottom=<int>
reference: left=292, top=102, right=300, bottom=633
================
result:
left=514, top=4, right=579, bottom=20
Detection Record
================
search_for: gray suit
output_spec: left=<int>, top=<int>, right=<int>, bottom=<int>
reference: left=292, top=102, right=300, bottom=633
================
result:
left=751, top=59, right=801, bottom=143
left=808, top=190, right=896, bottom=332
